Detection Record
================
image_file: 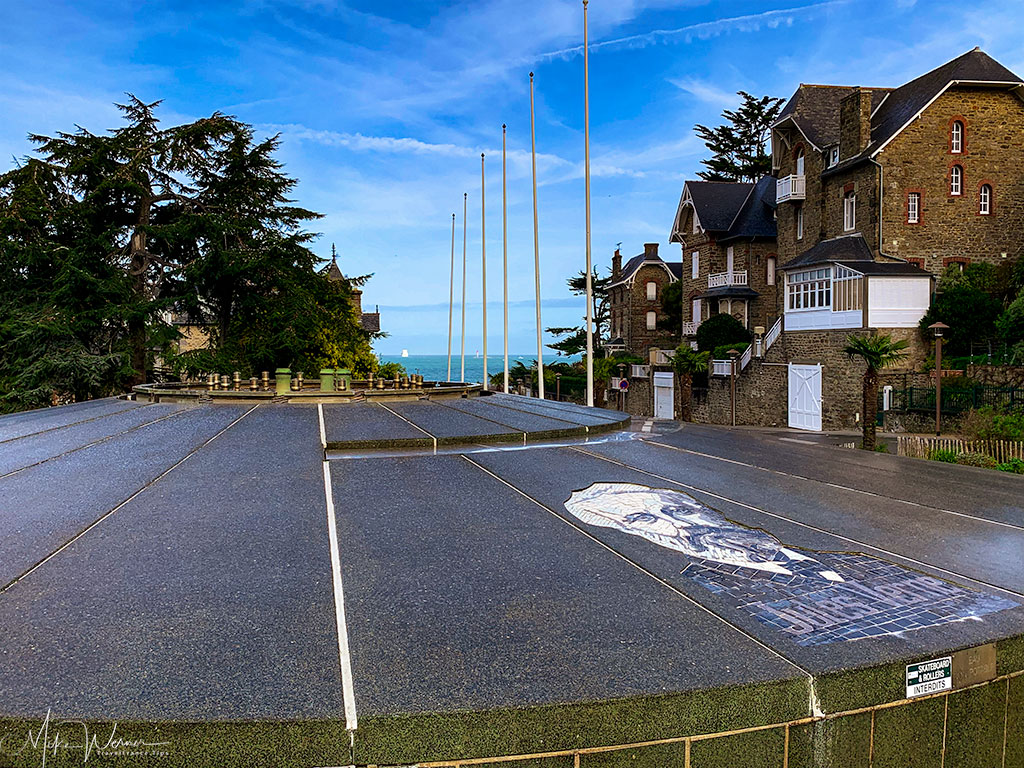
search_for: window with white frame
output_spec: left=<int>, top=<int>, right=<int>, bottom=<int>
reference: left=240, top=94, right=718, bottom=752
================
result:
left=767, top=255, right=776, bottom=285
left=951, top=120, right=964, bottom=154
left=795, top=204, right=804, bottom=240
left=795, top=148, right=805, bottom=176
left=826, top=146, right=839, bottom=168
left=646, top=281, right=657, bottom=300
left=832, top=265, right=863, bottom=312
left=980, top=184, right=992, bottom=215
left=907, top=192, right=920, bottom=224
left=843, top=193, right=856, bottom=231
left=691, top=251, right=699, bottom=279
left=950, top=165, right=963, bottom=196
left=787, top=267, right=832, bottom=311
left=645, top=311, right=657, bottom=330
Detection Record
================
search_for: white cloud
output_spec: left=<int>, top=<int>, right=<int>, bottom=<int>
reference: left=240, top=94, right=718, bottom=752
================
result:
left=668, top=77, right=740, bottom=107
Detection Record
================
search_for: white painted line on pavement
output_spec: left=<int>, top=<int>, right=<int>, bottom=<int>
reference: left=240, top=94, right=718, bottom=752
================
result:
left=322, top=458, right=359, bottom=733
left=376, top=402, right=438, bottom=452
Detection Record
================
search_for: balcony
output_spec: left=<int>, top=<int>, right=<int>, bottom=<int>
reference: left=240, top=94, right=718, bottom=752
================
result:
left=707, top=270, right=748, bottom=289
left=776, top=174, right=806, bottom=202
left=681, top=321, right=699, bottom=336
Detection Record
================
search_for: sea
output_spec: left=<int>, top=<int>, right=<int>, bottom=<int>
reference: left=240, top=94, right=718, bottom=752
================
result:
left=378, top=353, right=576, bottom=384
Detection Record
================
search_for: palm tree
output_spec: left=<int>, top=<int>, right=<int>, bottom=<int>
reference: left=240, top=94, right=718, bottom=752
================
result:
left=844, top=334, right=909, bottom=450
left=670, top=344, right=711, bottom=421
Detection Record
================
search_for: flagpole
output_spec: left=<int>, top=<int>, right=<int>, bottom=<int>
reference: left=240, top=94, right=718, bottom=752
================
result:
left=502, top=124, right=510, bottom=394
left=447, top=212, right=456, bottom=382
left=583, top=0, right=594, bottom=407
left=529, top=72, right=545, bottom=400
left=481, top=153, right=488, bottom=391
left=461, top=192, right=467, bottom=383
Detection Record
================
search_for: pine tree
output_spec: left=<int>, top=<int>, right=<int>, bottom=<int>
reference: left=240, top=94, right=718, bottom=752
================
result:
left=695, top=91, right=785, bottom=183
left=546, top=269, right=611, bottom=356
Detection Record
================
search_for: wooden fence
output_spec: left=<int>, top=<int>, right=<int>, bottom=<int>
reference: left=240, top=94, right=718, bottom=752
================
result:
left=897, top=435, right=1024, bottom=462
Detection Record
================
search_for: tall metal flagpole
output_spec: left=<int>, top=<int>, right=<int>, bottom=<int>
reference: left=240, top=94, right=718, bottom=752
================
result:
left=481, top=153, right=488, bottom=391
left=529, top=72, right=545, bottom=399
left=461, top=192, right=467, bottom=383
left=446, top=212, right=456, bottom=382
left=502, top=124, right=510, bottom=393
left=582, top=0, right=594, bottom=407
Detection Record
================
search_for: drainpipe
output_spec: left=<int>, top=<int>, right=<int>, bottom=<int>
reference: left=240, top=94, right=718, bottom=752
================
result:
left=869, top=157, right=884, bottom=256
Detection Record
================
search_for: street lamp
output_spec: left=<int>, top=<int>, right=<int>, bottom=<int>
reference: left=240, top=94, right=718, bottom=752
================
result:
left=727, top=349, right=740, bottom=427
left=555, top=372, right=562, bottom=402
left=617, top=362, right=627, bottom=411
left=929, top=322, right=950, bottom=436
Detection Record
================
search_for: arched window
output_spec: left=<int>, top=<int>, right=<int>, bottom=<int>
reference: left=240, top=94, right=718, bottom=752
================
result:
left=951, top=120, right=964, bottom=154
left=980, top=183, right=992, bottom=215
left=950, top=165, right=963, bottom=196
left=795, top=147, right=805, bottom=176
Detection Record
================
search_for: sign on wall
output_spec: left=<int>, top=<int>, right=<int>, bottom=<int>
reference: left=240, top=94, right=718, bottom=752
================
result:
left=906, top=657, right=952, bottom=698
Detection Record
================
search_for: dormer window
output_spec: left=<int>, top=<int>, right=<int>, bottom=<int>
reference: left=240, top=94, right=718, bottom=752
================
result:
left=826, top=147, right=839, bottom=168
left=979, top=183, right=992, bottom=215
left=795, top=148, right=805, bottom=176
left=951, top=120, right=964, bottom=154
left=950, top=165, right=963, bottom=196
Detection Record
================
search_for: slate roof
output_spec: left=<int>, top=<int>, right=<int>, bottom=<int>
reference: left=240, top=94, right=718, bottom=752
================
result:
left=360, top=312, right=381, bottom=333
left=323, top=257, right=345, bottom=282
left=697, top=285, right=760, bottom=300
left=686, top=181, right=755, bottom=232
left=780, top=234, right=930, bottom=276
left=719, top=175, right=778, bottom=243
left=609, top=250, right=677, bottom=289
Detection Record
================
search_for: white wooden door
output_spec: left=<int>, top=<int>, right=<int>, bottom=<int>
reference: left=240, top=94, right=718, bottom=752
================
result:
left=788, top=363, right=822, bottom=431
left=653, top=371, right=674, bottom=419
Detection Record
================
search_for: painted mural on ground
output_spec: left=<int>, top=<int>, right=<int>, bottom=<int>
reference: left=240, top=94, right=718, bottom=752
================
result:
left=564, top=482, right=1017, bottom=646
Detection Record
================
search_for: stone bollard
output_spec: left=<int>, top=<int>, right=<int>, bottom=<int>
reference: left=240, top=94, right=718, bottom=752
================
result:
left=249, top=377, right=258, bottom=391
left=207, top=373, right=216, bottom=391
left=275, top=368, right=291, bottom=396
left=367, top=372, right=374, bottom=389
left=336, top=368, right=352, bottom=391
left=401, top=375, right=409, bottom=389
left=296, top=372, right=304, bottom=389
left=338, top=376, right=348, bottom=392
left=220, top=374, right=230, bottom=390
left=261, top=371, right=270, bottom=391
left=375, top=377, right=385, bottom=390
left=233, top=371, right=241, bottom=391
left=320, top=369, right=335, bottom=392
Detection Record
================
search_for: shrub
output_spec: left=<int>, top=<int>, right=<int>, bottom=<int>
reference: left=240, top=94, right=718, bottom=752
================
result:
left=961, top=407, right=1024, bottom=441
left=929, top=448, right=958, bottom=463
left=695, top=313, right=751, bottom=353
left=711, top=342, right=750, bottom=361
left=873, top=443, right=890, bottom=453
left=996, top=458, right=1024, bottom=474
left=955, top=451, right=998, bottom=468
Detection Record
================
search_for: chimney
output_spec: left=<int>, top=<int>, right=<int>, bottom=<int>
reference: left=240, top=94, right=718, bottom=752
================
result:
left=644, top=243, right=659, bottom=259
left=611, top=248, right=622, bottom=280
left=840, top=88, right=873, bottom=160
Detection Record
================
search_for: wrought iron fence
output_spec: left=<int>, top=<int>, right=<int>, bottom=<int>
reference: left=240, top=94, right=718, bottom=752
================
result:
left=881, top=385, right=1024, bottom=414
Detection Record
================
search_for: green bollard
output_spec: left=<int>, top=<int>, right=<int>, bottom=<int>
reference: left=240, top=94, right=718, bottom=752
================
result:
left=275, top=368, right=291, bottom=396
left=320, top=368, right=335, bottom=392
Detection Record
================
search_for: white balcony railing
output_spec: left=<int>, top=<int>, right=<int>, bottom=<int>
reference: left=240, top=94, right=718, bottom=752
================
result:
left=630, top=364, right=651, bottom=379
left=681, top=321, right=699, bottom=336
left=711, top=359, right=732, bottom=377
left=764, top=316, right=783, bottom=353
left=776, top=174, right=806, bottom=203
left=708, top=270, right=748, bottom=289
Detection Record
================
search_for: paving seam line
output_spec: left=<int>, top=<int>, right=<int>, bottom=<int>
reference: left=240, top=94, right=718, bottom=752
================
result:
left=466, top=397, right=590, bottom=429
left=573, top=446, right=1024, bottom=601
left=431, top=399, right=528, bottom=443
left=0, top=404, right=262, bottom=595
left=459, top=454, right=814, bottom=682
left=646, top=438, right=1024, bottom=534
left=488, top=394, right=625, bottom=427
left=374, top=402, right=438, bottom=452
left=0, top=406, right=198, bottom=481
left=0, top=400, right=147, bottom=446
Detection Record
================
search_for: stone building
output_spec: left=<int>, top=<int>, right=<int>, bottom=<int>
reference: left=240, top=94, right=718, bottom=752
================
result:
left=696, top=48, right=1024, bottom=430
left=606, top=243, right=681, bottom=357
left=323, top=246, right=381, bottom=334
left=669, top=176, right=779, bottom=336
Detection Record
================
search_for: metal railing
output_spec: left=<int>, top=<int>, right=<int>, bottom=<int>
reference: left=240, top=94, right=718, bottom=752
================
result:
left=764, top=316, right=782, bottom=353
left=776, top=174, right=806, bottom=202
left=707, top=270, right=748, bottom=288
left=881, top=385, right=1023, bottom=414
left=739, top=345, right=752, bottom=371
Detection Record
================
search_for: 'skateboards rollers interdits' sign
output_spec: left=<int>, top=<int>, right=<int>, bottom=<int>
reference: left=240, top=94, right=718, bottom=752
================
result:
left=564, top=483, right=1016, bottom=646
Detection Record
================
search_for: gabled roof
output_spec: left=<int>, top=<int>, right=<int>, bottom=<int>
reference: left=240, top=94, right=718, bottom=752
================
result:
left=720, top=175, right=778, bottom=243
left=608, top=248, right=677, bottom=289
left=685, top=181, right=754, bottom=232
left=774, top=85, right=889, bottom=150
left=780, top=234, right=929, bottom=276
left=869, top=47, right=1023, bottom=156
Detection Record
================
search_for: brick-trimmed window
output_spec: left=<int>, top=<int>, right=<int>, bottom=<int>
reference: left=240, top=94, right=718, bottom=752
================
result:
left=950, top=119, right=965, bottom=154
left=906, top=257, right=925, bottom=268
left=843, top=192, right=856, bottom=232
left=949, top=164, right=963, bottom=196
left=979, top=182, right=993, bottom=215
left=943, top=257, right=970, bottom=273
left=906, top=190, right=922, bottom=224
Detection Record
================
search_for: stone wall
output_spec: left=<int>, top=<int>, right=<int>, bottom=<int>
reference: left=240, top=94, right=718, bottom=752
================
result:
left=966, top=364, right=1024, bottom=387
left=879, top=87, right=1024, bottom=274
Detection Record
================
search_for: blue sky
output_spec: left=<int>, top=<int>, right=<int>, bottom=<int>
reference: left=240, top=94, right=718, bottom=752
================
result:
left=2, top=0, right=1022, bottom=354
